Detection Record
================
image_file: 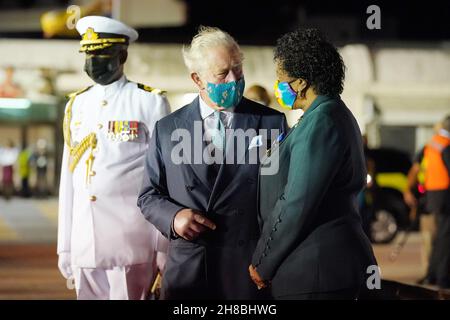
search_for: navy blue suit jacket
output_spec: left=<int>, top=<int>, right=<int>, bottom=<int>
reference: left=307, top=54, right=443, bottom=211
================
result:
left=138, top=97, right=287, bottom=299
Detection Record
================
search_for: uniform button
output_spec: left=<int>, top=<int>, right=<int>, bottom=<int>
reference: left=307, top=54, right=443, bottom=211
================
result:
left=89, top=195, right=97, bottom=202
left=90, top=171, right=96, bottom=176
left=101, top=100, right=108, bottom=107
left=238, top=240, right=245, bottom=246
left=97, top=124, right=103, bottom=129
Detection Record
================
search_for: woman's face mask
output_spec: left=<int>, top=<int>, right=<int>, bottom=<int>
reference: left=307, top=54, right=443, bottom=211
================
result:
left=206, top=77, right=245, bottom=109
left=274, top=80, right=298, bottom=110
left=84, top=51, right=122, bottom=85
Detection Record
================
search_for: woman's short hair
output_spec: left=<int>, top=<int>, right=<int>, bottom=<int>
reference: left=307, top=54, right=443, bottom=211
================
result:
left=182, top=26, right=243, bottom=74
left=274, top=28, right=346, bottom=96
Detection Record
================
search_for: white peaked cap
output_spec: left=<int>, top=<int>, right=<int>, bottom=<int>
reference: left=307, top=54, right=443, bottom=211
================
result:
left=76, top=15, right=138, bottom=42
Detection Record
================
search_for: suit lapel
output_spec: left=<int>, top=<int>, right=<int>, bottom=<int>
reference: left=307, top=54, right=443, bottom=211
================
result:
left=173, top=97, right=214, bottom=192
left=207, top=105, right=261, bottom=210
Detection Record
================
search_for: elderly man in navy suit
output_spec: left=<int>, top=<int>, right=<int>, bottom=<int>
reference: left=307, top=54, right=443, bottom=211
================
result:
left=137, top=26, right=287, bottom=299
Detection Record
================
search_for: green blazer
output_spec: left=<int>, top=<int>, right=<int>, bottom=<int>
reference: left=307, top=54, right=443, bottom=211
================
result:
left=252, top=95, right=377, bottom=298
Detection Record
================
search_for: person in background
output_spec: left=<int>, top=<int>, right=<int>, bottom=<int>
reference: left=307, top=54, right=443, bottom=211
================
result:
left=245, top=84, right=272, bottom=107
left=18, top=144, right=32, bottom=198
left=404, top=115, right=450, bottom=288
left=0, top=140, right=19, bottom=200
left=0, top=66, right=23, bottom=98
left=34, top=139, right=49, bottom=198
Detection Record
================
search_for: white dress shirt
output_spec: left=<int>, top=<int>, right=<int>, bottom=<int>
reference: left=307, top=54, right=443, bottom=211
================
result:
left=198, top=94, right=234, bottom=143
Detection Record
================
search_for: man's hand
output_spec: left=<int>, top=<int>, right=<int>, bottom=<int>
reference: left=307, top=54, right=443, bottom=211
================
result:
left=249, top=265, right=267, bottom=289
left=58, top=252, right=72, bottom=279
left=173, top=209, right=216, bottom=241
left=403, top=190, right=417, bottom=208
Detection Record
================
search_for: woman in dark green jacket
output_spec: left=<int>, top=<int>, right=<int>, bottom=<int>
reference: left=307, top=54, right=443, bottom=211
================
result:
left=249, top=29, right=377, bottom=300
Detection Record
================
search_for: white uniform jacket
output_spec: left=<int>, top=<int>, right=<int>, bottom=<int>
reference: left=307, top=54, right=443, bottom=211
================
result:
left=57, top=75, right=170, bottom=268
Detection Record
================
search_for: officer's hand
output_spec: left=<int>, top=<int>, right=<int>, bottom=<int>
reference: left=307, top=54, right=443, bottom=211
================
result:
left=403, top=190, right=417, bottom=208
left=58, top=252, right=73, bottom=279
left=173, top=209, right=216, bottom=241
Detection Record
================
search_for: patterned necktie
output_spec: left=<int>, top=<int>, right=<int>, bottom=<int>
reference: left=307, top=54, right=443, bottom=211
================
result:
left=212, top=110, right=226, bottom=150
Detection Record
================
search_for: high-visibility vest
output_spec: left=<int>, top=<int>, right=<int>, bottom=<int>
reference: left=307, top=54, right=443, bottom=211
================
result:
left=423, top=134, right=450, bottom=191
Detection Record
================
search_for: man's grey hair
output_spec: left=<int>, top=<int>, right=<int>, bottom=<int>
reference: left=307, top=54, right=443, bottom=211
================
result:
left=182, top=26, right=243, bottom=74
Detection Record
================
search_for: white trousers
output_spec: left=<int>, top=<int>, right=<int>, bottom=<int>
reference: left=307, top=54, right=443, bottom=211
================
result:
left=72, top=263, right=155, bottom=300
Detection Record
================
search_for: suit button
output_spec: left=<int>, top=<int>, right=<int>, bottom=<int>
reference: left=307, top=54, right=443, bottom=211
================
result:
left=279, top=193, right=285, bottom=200
left=89, top=195, right=97, bottom=202
left=101, top=100, right=107, bottom=107
left=247, top=178, right=255, bottom=184
left=238, top=240, right=245, bottom=246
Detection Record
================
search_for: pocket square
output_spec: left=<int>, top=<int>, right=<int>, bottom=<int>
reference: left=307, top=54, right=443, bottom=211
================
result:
left=248, top=135, right=263, bottom=150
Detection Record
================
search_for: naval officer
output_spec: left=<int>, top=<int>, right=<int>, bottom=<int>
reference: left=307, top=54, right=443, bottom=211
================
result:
left=57, top=15, right=170, bottom=300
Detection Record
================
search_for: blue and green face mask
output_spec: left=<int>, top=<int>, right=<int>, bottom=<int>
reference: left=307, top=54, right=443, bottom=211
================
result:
left=274, top=80, right=298, bottom=110
left=206, top=77, right=245, bottom=109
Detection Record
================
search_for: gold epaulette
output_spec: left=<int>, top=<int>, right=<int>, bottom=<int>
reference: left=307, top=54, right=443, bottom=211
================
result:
left=65, top=85, right=93, bottom=99
left=63, top=86, right=93, bottom=149
left=137, top=83, right=166, bottom=95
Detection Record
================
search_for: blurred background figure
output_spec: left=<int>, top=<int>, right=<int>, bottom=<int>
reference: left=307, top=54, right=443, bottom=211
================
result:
left=33, top=139, right=49, bottom=198
left=244, top=84, right=271, bottom=107
left=18, top=144, right=32, bottom=198
left=404, top=115, right=450, bottom=288
left=0, top=66, right=23, bottom=98
left=0, top=140, right=19, bottom=200
left=38, top=68, right=57, bottom=96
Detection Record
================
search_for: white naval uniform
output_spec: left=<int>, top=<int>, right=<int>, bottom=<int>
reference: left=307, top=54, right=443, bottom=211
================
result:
left=57, top=75, right=170, bottom=299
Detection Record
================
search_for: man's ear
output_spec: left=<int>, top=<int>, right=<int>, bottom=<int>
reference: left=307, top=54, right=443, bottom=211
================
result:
left=191, top=72, right=204, bottom=90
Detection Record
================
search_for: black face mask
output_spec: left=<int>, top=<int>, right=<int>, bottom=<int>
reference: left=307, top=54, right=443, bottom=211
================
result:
left=84, top=53, right=122, bottom=85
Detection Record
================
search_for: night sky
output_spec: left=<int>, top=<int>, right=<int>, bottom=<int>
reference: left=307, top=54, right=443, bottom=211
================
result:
left=0, top=0, right=448, bottom=45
